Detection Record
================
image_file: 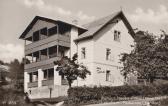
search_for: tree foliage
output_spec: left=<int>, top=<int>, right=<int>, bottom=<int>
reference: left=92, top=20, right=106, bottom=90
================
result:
left=120, top=31, right=168, bottom=83
left=54, top=54, right=91, bottom=88
left=8, top=58, right=24, bottom=90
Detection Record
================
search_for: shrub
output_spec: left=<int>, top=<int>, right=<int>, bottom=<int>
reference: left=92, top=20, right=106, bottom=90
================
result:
left=66, top=83, right=168, bottom=105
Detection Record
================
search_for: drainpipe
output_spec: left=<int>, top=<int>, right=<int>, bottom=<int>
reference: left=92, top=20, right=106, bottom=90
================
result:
left=57, top=24, right=59, bottom=57
left=75, top=41, right=78, bottom=86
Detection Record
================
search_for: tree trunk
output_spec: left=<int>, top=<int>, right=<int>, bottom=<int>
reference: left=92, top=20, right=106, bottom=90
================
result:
left=149, top=77, right=154, bottom=83
left=68, top=80, right=72, bottom=88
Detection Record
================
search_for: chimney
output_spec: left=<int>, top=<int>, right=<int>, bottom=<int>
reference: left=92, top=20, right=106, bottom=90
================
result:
left=72, top=19, right=78, bottom=25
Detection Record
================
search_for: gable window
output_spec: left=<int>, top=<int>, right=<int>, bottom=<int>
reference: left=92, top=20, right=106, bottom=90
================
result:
left=81, top=47, right=86, bottom=59
left=114, top=30, right=121, bottom=42
left=106, top=70, right=110, bottom=81
left=106, top=48, right=111, bottom=60
left=48, top=26, right=57, bottom=36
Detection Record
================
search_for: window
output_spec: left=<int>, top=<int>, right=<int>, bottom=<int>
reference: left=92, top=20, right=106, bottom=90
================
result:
left=114, top=30, right=121, bottom=42
left=43, top=68, right=54, bottom=80
left=40, top=27, right=47, bottom=35
left=43, top=70, right=48, bottom=80
left=106, top=48, right=111, bottom=60
left=29, top=73, right=32, bottom=82
left=48, top=68, right=54, bottom=79
left=48, top=26, right=57, bottom=36
left=32, top=72, right=38, bottom=82
left=29, top=72, right=38, bottom=82
left=40, top=27, right=48, bottom=40
left=33, top=30, right=40, bottom=42
left=106, top=70, right=110, bottom=81
left=81, top=47, right=86, bottom=59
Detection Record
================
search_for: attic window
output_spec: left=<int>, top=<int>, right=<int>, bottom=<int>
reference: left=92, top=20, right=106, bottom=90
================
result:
left=114, top=30, right=121, bottom=42
left=48, top=26, right=57, bottom=36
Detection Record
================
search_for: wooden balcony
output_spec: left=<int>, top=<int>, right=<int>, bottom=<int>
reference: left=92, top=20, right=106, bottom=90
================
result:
left=28, top=81, right=38, bottom=88
left=25, top=56, right=61, bottom=70
left=42, top=79, right=54, bottom=86
left=25, top=34, right=70, bottom=55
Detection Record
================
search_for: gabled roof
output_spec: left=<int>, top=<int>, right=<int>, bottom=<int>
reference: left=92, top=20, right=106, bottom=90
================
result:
left=74, top=11, right=135, bottom=42
left=19, top=16, right=87, bottom=39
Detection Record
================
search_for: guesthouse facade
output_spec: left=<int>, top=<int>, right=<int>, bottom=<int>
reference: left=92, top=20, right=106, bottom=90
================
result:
left=19, top=11, right=135, bottom=99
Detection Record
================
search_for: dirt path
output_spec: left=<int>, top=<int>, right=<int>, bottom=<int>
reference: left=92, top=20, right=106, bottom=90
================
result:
left=85, top=96, right=168, bottom=106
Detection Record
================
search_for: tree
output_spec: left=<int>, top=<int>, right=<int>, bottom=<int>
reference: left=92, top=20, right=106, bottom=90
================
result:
left=0, top=60, right=4, bottom=65
left=120, top=31, right=168, bottom=83
left=8, top=58, right=24, bottom=90
left=54, top=54, right=91, bottom=88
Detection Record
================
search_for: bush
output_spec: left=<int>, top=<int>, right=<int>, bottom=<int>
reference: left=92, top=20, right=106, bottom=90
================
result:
left=66, top=83, right=168, bottom=105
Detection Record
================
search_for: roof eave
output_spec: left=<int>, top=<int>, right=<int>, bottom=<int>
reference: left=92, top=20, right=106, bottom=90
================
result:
left=19, top=16, right=87, bottom=39
left=74, top=11, right=135, bottom=42
left=74, top=35, right=93, bottom=42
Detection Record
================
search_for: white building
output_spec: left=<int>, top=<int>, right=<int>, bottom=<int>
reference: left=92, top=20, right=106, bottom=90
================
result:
left=19, top=11, right=135, bottom=99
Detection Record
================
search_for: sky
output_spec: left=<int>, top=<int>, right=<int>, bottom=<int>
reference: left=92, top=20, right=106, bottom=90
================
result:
left=0, top=0, right=168, bottom=62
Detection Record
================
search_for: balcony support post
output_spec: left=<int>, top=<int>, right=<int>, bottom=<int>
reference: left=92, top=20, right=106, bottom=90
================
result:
left=24, top=72, right=29, bottom=92
left=54, top=65, right=61, bottom=85
left=39, top=50, right=41, bottom=61
left=57, top=44, right=59, bottom=57
left=38, top=69, right=43, bottom=87
left=32, top=53, right=33, bottom=63
left=47, top=48, right=49, bottom=59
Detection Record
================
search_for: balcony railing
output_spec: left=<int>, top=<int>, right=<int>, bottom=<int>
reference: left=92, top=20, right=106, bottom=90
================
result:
left=25, top=34, right=70, bottom=55
left=25, top=56, right=61, bottom=70
left=28, top=81, right=38, bottom=88
left=42, top=79, right=54, bottom=86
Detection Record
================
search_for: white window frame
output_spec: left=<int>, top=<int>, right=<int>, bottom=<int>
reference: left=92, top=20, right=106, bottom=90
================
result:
left=81, top=47, right=86, bottom=59
left=114, top=30, right=121, bottom=42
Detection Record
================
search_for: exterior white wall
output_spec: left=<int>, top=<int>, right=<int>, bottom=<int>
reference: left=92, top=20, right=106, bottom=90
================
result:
left=38, top=69, right=43, bottom=87
left=91, top=18, right=134, bottom=86
left=28, top=85, right=68, bottom=99
left=54, top=65, right=61, bottom=85
left=70, top=27, right=78, bottom=58
left=24, top=72, right=29, bottom=92
left=72, top=39, right=94, bottom=86
left=93, top=63, right=124, bottom=86
left=74, top=18, right=134, bottom=87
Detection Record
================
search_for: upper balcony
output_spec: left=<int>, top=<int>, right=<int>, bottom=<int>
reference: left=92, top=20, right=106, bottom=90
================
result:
left=24, top=24, right=71, bottom=55
left=25, top=34, right=70, bottom=55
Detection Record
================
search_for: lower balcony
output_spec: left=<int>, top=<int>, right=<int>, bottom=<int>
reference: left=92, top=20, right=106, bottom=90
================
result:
left=25, top=56, right=60, bottom=70
left=42, top=79, right=54, bottom=86
left=28, top=81, right=38, bottom=88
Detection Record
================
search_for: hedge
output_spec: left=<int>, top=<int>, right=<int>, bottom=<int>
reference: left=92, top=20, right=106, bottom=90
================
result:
left=66, top=84, right=168, bottom=105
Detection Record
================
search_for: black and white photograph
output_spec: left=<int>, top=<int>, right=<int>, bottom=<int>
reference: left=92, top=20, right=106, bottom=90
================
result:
left=0, top=0, right=168, bottom=106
